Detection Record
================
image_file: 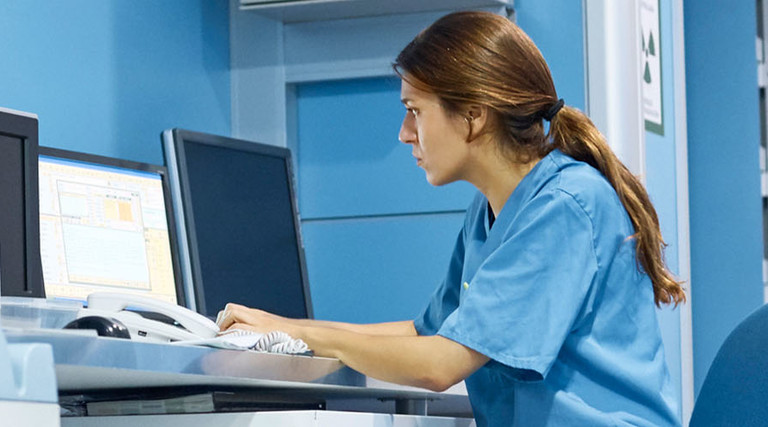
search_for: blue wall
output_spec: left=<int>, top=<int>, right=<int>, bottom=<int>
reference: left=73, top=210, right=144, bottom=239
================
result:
left=515, top=0, right=585, bottom=111
left=296, top=77, right=474, bottom=219
left=0, top=1, right=231, bottom=165
left=295, top=77, right=472, bottom=323
left=685, top=1, right=764, bottom=396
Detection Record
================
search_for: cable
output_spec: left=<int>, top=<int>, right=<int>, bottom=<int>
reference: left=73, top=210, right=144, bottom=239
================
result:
left=252, top=330, right=309, bottom=354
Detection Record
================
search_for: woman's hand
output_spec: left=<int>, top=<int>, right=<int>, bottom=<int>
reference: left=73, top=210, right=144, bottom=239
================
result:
left=215, top=303, right=289, bottom=334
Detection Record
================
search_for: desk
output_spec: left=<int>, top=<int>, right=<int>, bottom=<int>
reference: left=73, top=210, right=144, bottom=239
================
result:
left=61, top=411, right=474, bottom=427
left=5, top=329, right=473, bottom=425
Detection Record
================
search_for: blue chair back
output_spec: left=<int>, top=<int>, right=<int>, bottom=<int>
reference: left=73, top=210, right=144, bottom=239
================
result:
left=690, top=303, right=768, bottom=426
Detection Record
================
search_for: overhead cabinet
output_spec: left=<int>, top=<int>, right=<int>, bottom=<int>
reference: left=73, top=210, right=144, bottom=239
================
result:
left=239, top=0, right=512, bottom=23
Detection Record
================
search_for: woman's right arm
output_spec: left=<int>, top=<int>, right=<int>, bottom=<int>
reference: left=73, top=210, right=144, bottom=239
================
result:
left=217, top=305, right=418, bottom=337
left=289, top=318, right=418, bottom=336
left=217, top=303, right=486, bottom=391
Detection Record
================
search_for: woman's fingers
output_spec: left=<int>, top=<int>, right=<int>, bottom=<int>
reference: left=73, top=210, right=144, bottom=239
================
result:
left=216, top=303, right=244, bottom=330
left=216, top=303, right=275, bottom=332
left=228, top=322, right=260, bottom=333
left=215, top=309, right=226, bottom=327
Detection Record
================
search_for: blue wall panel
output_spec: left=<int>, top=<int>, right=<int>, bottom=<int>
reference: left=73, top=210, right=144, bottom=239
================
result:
left=684, top=1, right=764, bottom=396
left=0, top=1, right=231, bottom=165
left=296, top=77, right=475, bottom=219
left=515, top=0, right=586, bottom=111
left=303, top=213, right=465, bottom=323
left=296, top=76, right=474, bottom=323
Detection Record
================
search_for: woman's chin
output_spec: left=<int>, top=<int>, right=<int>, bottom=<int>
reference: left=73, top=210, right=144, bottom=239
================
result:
left=425, top=173, right=451, bottom=187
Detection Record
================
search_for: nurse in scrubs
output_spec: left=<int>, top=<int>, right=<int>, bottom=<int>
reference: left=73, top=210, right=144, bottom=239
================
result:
left=217, top=11, right=686, bottom=427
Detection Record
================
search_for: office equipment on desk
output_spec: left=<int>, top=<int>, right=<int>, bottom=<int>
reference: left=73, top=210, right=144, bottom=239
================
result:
left=162, top=129, right=313, bottom=319
left=0, top=107, right=44, bottom=298
left=68, top=292, right=310, bottom=351
left=77, top=292, right=218, bottom=342
left=64, top=314, right=132, bottom=339
left=83, top=389, right=325, bottom=416
left=0, top=310, right=60, bottom=426
left=0, top=296, right=82, bottom=330
left=38, top=147, right=185, bottom=306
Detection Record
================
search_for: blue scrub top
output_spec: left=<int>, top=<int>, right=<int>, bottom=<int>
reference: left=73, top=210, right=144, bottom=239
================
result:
left=414, top=150, right=680, bottom=427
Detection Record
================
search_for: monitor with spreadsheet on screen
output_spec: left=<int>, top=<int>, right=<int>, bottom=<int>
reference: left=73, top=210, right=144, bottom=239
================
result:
left=38, top=147, right=184, bottom=306
left=162, top=129, right=312, bottom=318
left=0, top=107, right=44, bottom=298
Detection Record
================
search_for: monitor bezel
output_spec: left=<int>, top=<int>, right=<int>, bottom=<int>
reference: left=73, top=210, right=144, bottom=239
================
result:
left=0, top=107, right=44, bottom=298
left=162, top=128, right=314, bottom=319
left=38, top=146, right=186, bottom=307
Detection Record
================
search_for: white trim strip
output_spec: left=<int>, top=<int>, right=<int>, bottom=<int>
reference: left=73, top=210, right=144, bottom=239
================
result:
left=584, top=0, right=646, bottom=179
left=672, top=0, right=694, bottom=424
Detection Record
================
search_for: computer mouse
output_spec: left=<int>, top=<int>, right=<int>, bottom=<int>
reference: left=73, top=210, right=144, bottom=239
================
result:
left=64, top=316, right=131, bottom=339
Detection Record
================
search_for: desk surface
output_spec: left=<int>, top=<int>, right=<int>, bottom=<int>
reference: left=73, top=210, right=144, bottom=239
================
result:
left=5, top=328, right=471, bottom=416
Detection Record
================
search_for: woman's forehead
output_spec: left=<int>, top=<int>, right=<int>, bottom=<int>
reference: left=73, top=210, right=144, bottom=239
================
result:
left=400, top=79, right=437, bottom=104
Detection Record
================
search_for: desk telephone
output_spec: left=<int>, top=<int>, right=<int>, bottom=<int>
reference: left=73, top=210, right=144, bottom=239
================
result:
left=77, top=292, right=219, bottom=343
left=73, top=293, right=310, bottom=354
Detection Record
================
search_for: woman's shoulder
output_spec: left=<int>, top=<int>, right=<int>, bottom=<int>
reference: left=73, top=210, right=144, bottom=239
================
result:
left=542, top=151, right=629, bottom=229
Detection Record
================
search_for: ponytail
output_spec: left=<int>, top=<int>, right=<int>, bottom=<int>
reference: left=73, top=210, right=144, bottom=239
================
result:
left=549, top=106, right=686, bottom=307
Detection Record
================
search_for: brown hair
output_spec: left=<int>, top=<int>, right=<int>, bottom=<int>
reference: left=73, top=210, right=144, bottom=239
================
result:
left=394, top=11, right=685, bottom=306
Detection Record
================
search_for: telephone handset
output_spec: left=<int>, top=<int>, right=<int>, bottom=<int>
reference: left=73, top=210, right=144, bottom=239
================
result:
left=78, top=292, right=219, bottom=343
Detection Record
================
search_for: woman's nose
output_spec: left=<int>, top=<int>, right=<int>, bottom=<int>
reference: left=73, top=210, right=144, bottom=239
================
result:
left=399, top=114, right=416, bottom=144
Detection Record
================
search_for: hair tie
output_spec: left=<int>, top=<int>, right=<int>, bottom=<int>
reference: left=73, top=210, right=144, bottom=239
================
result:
left=542, top=98, right=564, bottom=121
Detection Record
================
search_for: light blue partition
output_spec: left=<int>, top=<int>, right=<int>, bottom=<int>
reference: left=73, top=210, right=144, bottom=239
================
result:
left=296, top=77, right=475, bottom=219
left=303, top=213, right=466, bottom=323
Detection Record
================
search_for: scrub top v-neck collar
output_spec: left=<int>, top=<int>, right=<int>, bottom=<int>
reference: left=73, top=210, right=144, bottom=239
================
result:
left=480, top=151, right=553, bottom=241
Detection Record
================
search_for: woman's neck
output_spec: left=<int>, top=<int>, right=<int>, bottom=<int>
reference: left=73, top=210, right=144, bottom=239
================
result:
left=466, top=148, right=540, bottom=217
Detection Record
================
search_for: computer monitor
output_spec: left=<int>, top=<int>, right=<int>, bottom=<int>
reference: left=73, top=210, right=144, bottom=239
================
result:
left=162, top=129, right=313, bottom=318
left=38, top=147, right=184, bottom=306
left=0, top=107, right=44, bottom=298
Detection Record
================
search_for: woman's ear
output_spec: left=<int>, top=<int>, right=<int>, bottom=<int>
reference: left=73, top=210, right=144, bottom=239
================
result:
left=465, top=105, right=489, bottom=142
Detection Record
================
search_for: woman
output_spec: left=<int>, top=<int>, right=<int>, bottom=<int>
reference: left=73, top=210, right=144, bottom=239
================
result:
left=217, top=11, right=686, bottom=427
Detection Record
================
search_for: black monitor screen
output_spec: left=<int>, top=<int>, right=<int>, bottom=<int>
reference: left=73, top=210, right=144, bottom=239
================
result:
left=163, top=129, right=312, bottom=318
left=0, top=107, right=43, bottom=298
left=38, top=147, right=184, bottom=306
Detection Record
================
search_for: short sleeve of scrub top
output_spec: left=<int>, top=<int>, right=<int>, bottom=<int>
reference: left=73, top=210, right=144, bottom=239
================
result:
left=443, top=189, right=596, bottom=379
left=415, top=212, right=469, bottom=337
